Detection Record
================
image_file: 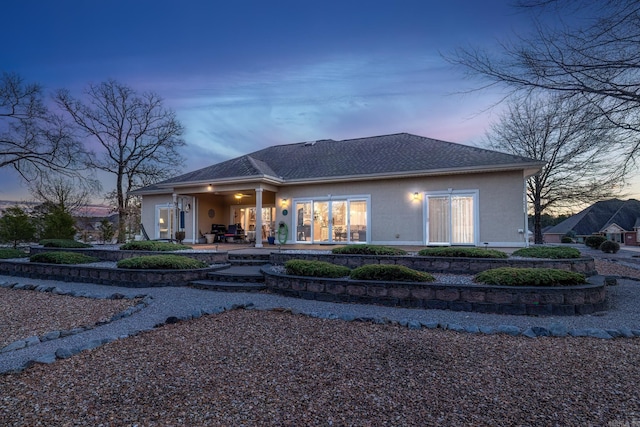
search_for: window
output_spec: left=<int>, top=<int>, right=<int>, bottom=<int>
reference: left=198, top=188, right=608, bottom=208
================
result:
left=294, top=197, right=368, bottom=243
left=426, top=191, right=477, bottom=245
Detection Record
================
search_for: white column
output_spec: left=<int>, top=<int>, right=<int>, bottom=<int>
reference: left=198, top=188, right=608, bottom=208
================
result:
left=255, top=188, right=264, bottom=248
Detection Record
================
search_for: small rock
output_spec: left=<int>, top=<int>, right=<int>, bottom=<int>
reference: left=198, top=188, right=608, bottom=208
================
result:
left=41, top=331, right=61, bottom=341
left=479, top=325, right=497, bottom=334
left=407, top=320, right=421, bottom=330
left=24, top=336, right=40, bottom=347
left=464, top=325, right=480, bottom=334
left=1, top=340, right=27, bottom=352
left=497, top=325, right=521, bottom=336
left=548, top=322, right=569, bottom=337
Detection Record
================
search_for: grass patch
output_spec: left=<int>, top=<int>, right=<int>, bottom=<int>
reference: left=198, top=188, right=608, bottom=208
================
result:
left=30, top=251, right=99, bottom=265
left=0, top=248, right=29, bottom=259
left=285, top=260, right=350, bottom=278
left=511, top=246, right=581, bottom=259
left=331, top=245, right=407, bottom=256
left=350, top=264, right=435, bottom=282
left=120, top=241, right=193, bottom=251
left=117, top=255, right=208, bottom=269
left=39, top=239, right=92, bottom=248
left=417, top=247, right=508, bottom=259
left=474, top=267, right=586, bottom=287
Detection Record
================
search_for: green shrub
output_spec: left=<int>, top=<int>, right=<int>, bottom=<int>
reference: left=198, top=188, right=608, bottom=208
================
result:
left=117, top=255, right=208, bottom=269
left=599, top=240, right=620, bottom=254
left=120, top=241, right=193, bottom=251
left=475, top=267, right=586, bottom=287
left=0, top=248, right=29, bottom=259
left=417, top=247, right=508, bottom=259
left=561, top=236, right=574, bottom=243
left=511, top=246, right=581, bottom=259
left=350, top=264, right=435, bottom=282
left=30, top=251, right=98, bottom=265
left=284, top=260, right=350, bottom=278
left=585, top=235, right=607, bottom=249
left=39, top=239, right=92, bottom=248
left=331, top=245, right=407, bottom=256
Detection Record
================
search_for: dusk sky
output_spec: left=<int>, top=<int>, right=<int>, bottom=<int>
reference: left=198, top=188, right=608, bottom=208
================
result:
left=5, top=0, right=620, bottom=203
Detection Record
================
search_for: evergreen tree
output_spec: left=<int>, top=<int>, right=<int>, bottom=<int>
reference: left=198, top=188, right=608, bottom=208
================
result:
left=0, top=206, right=36, bottom=248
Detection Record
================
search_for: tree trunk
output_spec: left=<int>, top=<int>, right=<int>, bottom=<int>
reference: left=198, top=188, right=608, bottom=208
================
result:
left=534, top=203, right=543, bottom=245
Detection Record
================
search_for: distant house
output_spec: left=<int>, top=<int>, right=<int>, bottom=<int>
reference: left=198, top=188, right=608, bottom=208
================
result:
left=543, top=199, right=640, bottom=245
left=132, top=133, right=544, bottom=247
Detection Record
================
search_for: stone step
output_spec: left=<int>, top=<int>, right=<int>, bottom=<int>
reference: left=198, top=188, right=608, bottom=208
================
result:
left=228, top=253, right=271, bottom=262
left=228, top=258, right=270, bottom=267
left=206, top=265, right=266, bottom=283
left=189, top=280, right=266, bottom=292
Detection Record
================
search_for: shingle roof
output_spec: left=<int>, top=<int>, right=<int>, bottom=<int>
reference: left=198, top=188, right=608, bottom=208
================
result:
left=156, top=133, right=542, bottom=187
left=545, top=199, right=640, bottom=235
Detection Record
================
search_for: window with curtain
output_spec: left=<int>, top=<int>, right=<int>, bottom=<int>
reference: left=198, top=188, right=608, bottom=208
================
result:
left=427, top=193, right=476, bottom=245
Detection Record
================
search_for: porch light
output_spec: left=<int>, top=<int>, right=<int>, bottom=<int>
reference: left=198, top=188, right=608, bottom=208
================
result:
left=281, top=198, right=288, bottom=207
left=234, top=193, right=243, bottom=200
left=413, top=192, right=420, bottom=201
left=207, top=184, right=212, bottom=191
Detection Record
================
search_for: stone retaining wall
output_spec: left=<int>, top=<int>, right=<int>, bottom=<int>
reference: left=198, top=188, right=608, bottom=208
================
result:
left=262, top=269, right=607, bottom=316
left=0, top=260, right=218, bottom=288
left=269, top=253, right=597, bottom=276
left=30, top=246, right=228, bottom=264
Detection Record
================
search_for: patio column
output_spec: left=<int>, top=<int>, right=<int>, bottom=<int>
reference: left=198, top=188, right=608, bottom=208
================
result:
left=255, top=188, right=264, bottom=248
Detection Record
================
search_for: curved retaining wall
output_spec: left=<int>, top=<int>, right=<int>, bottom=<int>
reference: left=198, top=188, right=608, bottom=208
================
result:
left=269, top=253, right=597, bottom=276
left=262, top=269, right=607, bottom=316
left=0, top=260, right=219, bottom=288
left=30, top=246, right=228, bottom=264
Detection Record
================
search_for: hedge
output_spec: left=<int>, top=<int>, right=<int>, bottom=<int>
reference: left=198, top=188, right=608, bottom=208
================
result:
left=475, top=267, right=586, bottom=287
left=417, top=247, right=508, bottom=259
left=116, top=255, right=208, bottom=269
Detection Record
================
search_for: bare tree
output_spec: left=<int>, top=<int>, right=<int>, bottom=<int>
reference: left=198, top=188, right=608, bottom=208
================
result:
left=55, top=80, right=186, bottom=242
left=449, top=0, right=640, bottom=167
left=0, top=72, right=85, bottom=181
left=28, top=175, right=102, bottom=214
left=486, top=94, right=626, bottom=243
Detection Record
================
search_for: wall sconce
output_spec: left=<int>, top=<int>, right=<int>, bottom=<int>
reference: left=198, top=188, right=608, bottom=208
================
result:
left=413, top=192, right=420, bottom=201
left=281, top=198, right=288, bottom=207
left=207, top=184, right=212, bottom=191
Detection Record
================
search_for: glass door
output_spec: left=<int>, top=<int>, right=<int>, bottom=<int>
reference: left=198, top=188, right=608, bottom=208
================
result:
left=157, top=206, right=174, bottom=240
left=313, top=201, right=330, bottom=242
left=332, top=201, right=347, bottom=242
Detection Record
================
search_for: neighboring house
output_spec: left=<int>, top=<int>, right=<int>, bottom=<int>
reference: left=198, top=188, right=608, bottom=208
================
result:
left=132, top=133, right=544, bottom=247
left=543, top=199, right=640, bottom=245
left=75, top=213, right=119, bottom=243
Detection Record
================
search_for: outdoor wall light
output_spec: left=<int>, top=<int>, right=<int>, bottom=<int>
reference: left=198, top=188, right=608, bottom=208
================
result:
left=281, top=198, right=288, bottom=207
left=207, top=184, right=212, bottom=191
left=413, top=192, right=420, bottom=201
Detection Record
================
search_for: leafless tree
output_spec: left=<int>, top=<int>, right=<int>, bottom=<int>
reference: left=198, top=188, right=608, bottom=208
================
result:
left=0, top=72, right=85, bottom=181
left=486, top=94, right=626, bottom=243
left=449, top=0, right=640, bottom=167
left=55, top=80, right=186, bottom=242
left=28, top=175, right=102, bottom=214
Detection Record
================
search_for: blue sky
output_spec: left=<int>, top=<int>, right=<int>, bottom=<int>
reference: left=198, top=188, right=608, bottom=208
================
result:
left=1, top=0, right=555, bottom=201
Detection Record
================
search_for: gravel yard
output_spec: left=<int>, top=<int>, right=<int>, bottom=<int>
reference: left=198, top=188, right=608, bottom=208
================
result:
left=0, top=257, right=639, bottom=425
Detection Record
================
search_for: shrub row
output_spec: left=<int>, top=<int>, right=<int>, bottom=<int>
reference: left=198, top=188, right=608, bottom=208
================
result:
left=117, top=255, right=208, bottom=269
left=331, top=245, right=407, bottom=256
left=0, top=248, right=29, bottom=259
left=285, top=260, right=435, bottom=282
left=511, top=246, right=581, bottom=259
left=120, top=241, right=193, bottom=251
left=474, top=267, right=586, bottom=287
left=30, top=251, right=98, bottom=265
left=39, top=239, right=92, bottom=249
left=417, top=247, right=508, bottom=258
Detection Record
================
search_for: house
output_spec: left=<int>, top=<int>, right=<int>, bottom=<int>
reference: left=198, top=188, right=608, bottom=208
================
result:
left=543, top=199, right=640, bottom=245
left=132, top=133, right=544, bottom=247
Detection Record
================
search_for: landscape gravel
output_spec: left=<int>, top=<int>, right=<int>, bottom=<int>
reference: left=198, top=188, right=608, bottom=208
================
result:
left=0, top=253, right=639, bottom=425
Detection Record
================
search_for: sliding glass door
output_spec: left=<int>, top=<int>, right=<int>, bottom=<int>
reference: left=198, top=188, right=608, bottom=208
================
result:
left=294, top=197, right=369, bottom=243
left=426, top=192, right=477, bottom=245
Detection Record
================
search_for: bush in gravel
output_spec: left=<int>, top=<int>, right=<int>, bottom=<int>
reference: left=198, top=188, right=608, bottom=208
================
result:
left=599, top=240, right=620, bottom=254
left=30, top=251, right=99, bottom=265
left=331, top=245, right=407, bottom=256
left=585, top=235, right=607, bottom=249
left=117, top=255, right=208, bottom=269
left=0, top=248, right=28, bottom=259
left=561, top=236, right=574, bottom=243
left=417, top=247, right=508, bottom=259
left=285, top=260, right=351, bottom=278
left=40, top=239, right=92, bottom=248
left=474, top=267, right=586, bottom=287
left=511, top=246, right=581, bottom=259
left=350, top=264, right=435, bottom=282
left=120, top=241, right=192, bottom=251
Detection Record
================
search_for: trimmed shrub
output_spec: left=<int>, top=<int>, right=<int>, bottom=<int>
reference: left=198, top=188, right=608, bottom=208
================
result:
left=117, top=255, right=208, bottom=269
left=285, top=260, right=350, bottom=278
left=417, top=247, right=508, bottom=259
left=585, top=235, right=607, bottom=249
left=331, top=245, right=407, bottom=256
left=561, top=236, right=574, bottom=243
left=599, top=240, right=620, bottom=254
left=0, top=248, right=29, bottom=259
left=511, top=246, right=581, bottom=259
left=475, top=267, right=586, bottom=287
left=30, top=251, right=98, bottom=265
left=350, top=264, right=435, bottom=282
left=40, top=239, right=92, bottom=249
left=120, top=241, right=193, bottom=251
